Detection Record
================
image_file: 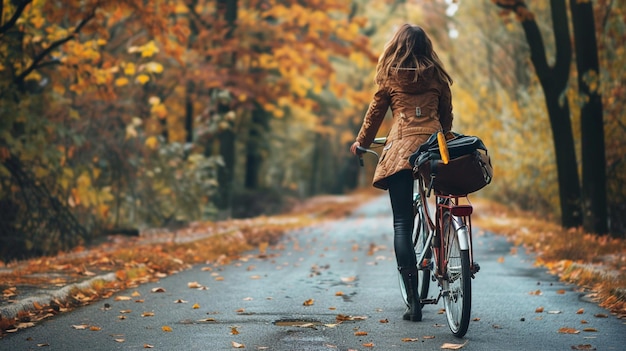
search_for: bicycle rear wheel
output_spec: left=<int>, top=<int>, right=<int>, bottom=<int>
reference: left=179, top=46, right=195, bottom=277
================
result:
left=442, top=212, right=471, bottom=338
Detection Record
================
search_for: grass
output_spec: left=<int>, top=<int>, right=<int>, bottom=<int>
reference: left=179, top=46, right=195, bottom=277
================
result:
left=471, top=197, right=626, bottom=318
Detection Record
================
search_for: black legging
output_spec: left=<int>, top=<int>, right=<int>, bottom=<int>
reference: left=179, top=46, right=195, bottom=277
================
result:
left=387, top=169, right=417, bottom=268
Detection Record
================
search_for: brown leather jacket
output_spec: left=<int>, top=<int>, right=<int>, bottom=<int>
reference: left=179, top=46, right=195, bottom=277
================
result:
left=356, top=66, right=453, bottom=190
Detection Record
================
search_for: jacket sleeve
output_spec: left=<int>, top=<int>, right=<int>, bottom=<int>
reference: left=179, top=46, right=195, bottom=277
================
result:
left=356, top=85, right=390, bottom=148
left=438, top=83, right=453, bottom=133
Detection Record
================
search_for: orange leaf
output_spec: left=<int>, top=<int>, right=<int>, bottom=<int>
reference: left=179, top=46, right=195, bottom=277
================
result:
left=557, top=327, right=580, bottom=334
left=402, top=337, right=419, bottom=342
left=161, top=326, right=172, bottom=332
left=354, top=331, right=368, bottom=336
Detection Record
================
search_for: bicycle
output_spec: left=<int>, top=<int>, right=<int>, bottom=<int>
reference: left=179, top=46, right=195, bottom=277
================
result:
left=356, top=135, right=479, bottom=338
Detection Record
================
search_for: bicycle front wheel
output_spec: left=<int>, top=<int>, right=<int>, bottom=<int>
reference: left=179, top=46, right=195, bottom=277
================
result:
left=442, top=212, right=471, bottom=338
left=414, top=200, right=431, bottom=305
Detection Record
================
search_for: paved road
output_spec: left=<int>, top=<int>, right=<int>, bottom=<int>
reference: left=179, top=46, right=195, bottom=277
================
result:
left=1, top=196, right=624, bottom=350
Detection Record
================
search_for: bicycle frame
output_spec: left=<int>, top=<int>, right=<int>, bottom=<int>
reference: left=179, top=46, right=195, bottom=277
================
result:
left=414, top=176, right=475, bottom=295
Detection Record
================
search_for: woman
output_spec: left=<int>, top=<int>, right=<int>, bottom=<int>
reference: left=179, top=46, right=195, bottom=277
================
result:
left=350, top=24, right=453, bottom=322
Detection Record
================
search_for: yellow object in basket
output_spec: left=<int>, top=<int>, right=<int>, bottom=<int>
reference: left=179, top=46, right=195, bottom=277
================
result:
left=437, top=131, right=449, bottom=164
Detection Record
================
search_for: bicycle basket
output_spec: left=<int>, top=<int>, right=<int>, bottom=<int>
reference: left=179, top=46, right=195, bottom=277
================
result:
left=409, top=132, right=493, bottom=195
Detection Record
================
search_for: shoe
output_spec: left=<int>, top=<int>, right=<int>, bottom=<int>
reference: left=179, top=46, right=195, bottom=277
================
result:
left=399, top=266, right=422, bottom=322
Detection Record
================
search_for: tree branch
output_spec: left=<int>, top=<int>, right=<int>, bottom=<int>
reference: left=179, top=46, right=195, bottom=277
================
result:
left=14, top=9, right=96, bottom=86
left=0, top=0, right=32, bottom=35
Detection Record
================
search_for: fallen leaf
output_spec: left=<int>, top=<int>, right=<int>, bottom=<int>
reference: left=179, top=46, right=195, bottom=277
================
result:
left=379, top=319, right=389, bottom=323
left=115, top=296, right=131, bottom=301
left=162, top=325, right=172, bottom=332
left=529, top=290, right=542, bottom=295
left=354, top=331, right=368, bottom=336
left=231, top=327, right=239, bottom=335
left=570, top=344, right=596, bottom=350
left=151, top=287, right=166, bottom=293
left=231, top=341, right=245, bottom=348
left=144, top=344, right=154, bottom=348
left=188, top=281, right=203, bottom=289
left=441, top=341, right=468, bottom=349
left=402, top=337, right=419, bottom=342
left=192, top=303, right=200, bottom=309
left=37, top=343, right=50, bottom=347
left=362, top=343, right=374, bottom=347
left=582, top=328, right=597, bottom=332
left=303, top=299, right=314, bottom=306
left=72, top=324, right=90, bottom=330
left=174, top=299, right=188, bottom=303
left=120, top=309, right=132, bottom=313
left=423, top=335, right=435, bottom=339
left=89, top=326, right=101, bottom=331
left=497, top=256, right=505, bottom=263
left=576, top=308, right=585, bottom=314
left=198, top=318, right=216, bottom=322
left=131, top=291, right=141, bottom=297
left=341, top=276, right=356, bottom=283
left=558, top=327, right=580, bottom=334
left=472, top=317, right=481, bottom=321
left=141, top=312, right=155, bottom=317
left=548, top=310, right=562, bottom=314
left=335, top=291, right=344, bottom=296
left=557, top=289, right=566, bottom=294
left=593, top=313, right=608, bottom=318
left=535, top=307, right=544, bottom=313
left=114, top=339, right=125, bottom=343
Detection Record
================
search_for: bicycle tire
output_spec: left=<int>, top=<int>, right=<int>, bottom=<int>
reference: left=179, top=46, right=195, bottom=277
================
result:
left=398, top=197, right=431, bottom=307
left=442, top=212, right=471, bottom=338
left=414, top=200, right=431, bottom=305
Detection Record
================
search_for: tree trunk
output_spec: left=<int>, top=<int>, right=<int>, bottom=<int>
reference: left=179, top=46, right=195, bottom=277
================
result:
left=569, top=0, right=608, bottom=234
left=244, top=106, right=268, bottom=189
left=213, top=0, right=238, bottom=217
left=505, top=0, right=582, bottom=227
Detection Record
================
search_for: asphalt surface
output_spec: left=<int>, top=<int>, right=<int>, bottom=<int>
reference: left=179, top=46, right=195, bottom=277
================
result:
left=1, top=195, right=625, bottom=350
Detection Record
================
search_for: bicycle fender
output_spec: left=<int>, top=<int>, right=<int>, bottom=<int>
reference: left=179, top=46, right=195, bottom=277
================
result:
left=456, top=225, right=470, bottom=251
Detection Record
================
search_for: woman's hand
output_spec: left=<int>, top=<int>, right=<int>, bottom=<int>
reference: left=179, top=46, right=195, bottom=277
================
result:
left=350, top=141, right=361, bottom=155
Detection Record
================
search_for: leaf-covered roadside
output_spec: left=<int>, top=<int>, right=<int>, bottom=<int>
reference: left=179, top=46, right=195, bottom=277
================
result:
left=472, top=198, right=626, bottom=319
left=0, top=190, right=377, bottom=336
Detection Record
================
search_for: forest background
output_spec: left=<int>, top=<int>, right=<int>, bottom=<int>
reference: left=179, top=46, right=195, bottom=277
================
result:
left=0, top=0, right=625, bottom=261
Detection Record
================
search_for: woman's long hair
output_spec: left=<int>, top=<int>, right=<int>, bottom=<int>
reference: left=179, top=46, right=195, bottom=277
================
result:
left=375, top=24, right=452, bottom=85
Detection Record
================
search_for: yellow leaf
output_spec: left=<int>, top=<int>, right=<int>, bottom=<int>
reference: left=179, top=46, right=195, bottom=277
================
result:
left=145, top=136, right=158, bottom=150
left=136, top=74, right=150, bottom=85
left=115, top=77, right=129, bottom=87
left=192, top=303, right=200, bottom=309
left=162, top=325, right=172, bottom=332
left=124, top=63, right=136, bottom=76
left=145, top=62, right=164, bottom=74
